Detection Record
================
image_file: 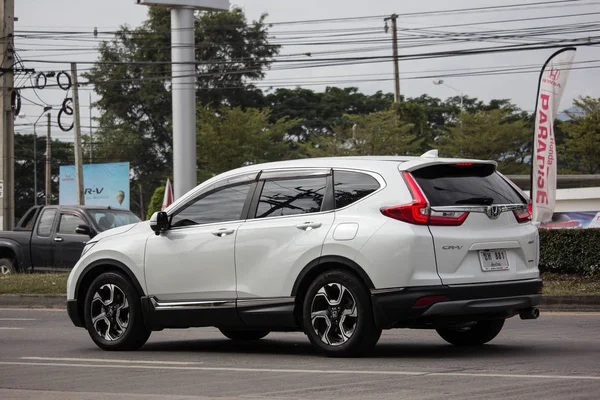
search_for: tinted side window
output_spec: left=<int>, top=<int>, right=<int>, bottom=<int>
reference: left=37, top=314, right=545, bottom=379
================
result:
left=58, top=214, right=86, bottom=235
left=171, top=184, right=251, bottom=227
left=256, top=177, right=326, bottom=218
left=412, top=164, right=525, bottom=207
left=334, top=171, right=380, bottom=209
left=37, top=209, right=57, bottom=237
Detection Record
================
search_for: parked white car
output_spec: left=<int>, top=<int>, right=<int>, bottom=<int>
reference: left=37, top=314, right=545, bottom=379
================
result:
left=67, top=153, right=542, bottom=356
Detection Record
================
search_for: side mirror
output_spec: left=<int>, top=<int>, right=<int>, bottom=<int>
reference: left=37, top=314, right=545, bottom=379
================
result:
left=150, top=211, right=169, bottom=235
left=76, top=224, right=96, bottom=238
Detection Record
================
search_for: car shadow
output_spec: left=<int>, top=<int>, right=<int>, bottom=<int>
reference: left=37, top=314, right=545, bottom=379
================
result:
left=140, top=338, right=546, bottom=359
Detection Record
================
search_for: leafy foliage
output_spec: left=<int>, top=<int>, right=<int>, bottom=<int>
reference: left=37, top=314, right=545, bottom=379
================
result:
left=14, top=134, right=74, bottom=220
left=561, top=96, right=600, bottom=174
left=438, top=108, right=531, bottom=174
left=539, top=229, right=600, bottom=278
left=197, top=107, right=300, bottom=181
left=84, top=7, right=279, bottom=216
left=146, top=186, right=165, bottom=220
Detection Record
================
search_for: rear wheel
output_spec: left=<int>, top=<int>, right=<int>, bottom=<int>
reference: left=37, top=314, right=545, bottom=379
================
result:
left=219, top=329, right=269, bottom=341
left=0, top=258, right=16, bottom=275
left=84, top=272, right=150, bottom=351
left=436, top=319, right=505, bottom=346
left=303, top=270, right=381, bottom=357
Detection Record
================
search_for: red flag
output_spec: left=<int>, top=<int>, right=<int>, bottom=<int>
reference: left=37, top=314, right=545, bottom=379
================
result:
left=161, top=179, right=173, bottom=211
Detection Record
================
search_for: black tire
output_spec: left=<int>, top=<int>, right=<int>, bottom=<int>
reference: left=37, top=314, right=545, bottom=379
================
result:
left=0, top=258, right=16, bottom=275
left=219, top=329, right=270, bottom=341
left=436, top=319, right=505, bottom=346
left=83, top=272, right=150, bottom=351
left=302, top=270, right=381, bottom=357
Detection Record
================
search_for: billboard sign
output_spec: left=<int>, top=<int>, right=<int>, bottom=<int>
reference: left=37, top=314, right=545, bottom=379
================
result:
left=59, top=162, right=130, bottom=209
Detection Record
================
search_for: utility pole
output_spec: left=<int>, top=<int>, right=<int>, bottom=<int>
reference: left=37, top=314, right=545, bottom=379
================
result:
left=89, top=92, right=93, bottom=163
left=0, top=0, right=15, bottom=230
left=385, top=14, right=400, bottom=103
left=71, top=63, right=84, bottom=205
left=45, top=112, right=51, bottom=205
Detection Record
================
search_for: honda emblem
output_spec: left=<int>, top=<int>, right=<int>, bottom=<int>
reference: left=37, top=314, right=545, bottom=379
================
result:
left=486, top=206, right=502, bottom=220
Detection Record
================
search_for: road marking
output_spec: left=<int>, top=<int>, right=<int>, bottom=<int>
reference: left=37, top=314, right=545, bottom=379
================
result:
left=0, top=318, right=36, bottom=321
left=22, top=357, right=203, bottom=365
left=0, top=327, right=24, bottom=330
left=1, top=361, right=600, bottom=381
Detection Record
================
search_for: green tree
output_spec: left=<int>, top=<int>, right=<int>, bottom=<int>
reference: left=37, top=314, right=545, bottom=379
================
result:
left=85, top=7, right=278, bottom=216
left=303, top=109, right=420, bottom=157
left=562, top=96, right=600, bottom=174
left=438, top=108, right=530, bottom=174
left=196, top=107, right=300, bottom=181
left=146, top=186, right=165, bottom=220
left=14, top=135, right=74, bottom=220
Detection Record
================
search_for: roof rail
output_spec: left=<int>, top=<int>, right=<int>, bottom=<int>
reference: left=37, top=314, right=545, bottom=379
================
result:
left=420, top=149, right=438, bottom=158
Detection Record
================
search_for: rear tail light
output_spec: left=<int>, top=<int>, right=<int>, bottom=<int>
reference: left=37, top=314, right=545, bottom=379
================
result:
left=513, top=203, right=532, bottom=223
left=380, top=172, right=469, bottom=226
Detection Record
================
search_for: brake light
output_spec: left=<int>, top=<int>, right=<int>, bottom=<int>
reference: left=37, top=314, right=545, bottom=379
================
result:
left=380, top=172, right=469, bottom=226
left=513, top=204, right=532, bottom=224
left=455, top=162, right=472, bottom=167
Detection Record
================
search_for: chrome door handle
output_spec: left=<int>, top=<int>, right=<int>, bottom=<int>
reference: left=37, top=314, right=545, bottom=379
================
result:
left=54, top=237, right=64, bottom=242
left=211, top=228, right=235, bottom=237
left=296, top=222, right=322, bottom=231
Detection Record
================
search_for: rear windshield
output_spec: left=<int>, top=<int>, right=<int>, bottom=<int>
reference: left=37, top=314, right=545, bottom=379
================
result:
left=411, top=164, right=525, bottom=206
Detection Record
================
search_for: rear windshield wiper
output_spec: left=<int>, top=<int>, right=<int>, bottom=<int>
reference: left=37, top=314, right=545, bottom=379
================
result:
left=454, top=197, right=494, bottom=205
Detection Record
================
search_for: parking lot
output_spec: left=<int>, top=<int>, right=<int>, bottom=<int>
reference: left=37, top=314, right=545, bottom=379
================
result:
left=0, top=308, right=599, bottom=399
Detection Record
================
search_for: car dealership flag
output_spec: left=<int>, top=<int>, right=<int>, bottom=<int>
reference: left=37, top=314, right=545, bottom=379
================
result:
left=531, top=47, right=576, bottom=224
left=161, top=179, right=174, bottom=211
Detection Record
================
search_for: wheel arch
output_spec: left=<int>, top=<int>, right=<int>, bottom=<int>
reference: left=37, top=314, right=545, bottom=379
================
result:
left=0, top=240, right=23, bottom=272
left=291, top=255, right=375, bottom=327
left=74, top=259, right=145, bottom=326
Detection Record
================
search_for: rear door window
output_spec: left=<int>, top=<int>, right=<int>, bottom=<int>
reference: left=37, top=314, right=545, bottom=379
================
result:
left=256, top=177, right=326, bottom=218
left=333, top=171, right=380, bottom=209
left=411, top=164, right=525, bottom=206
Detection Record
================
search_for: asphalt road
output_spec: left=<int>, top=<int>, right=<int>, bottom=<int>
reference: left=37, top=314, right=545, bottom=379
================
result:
left=0, top=309, right=599, bottom=400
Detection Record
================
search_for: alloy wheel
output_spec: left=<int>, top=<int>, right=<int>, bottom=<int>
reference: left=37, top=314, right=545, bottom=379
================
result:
left=0, top=265, right=11, bottom=275
left=90, top=284, right=130, bottom=341
left=310, top=283, right=358, bottom=346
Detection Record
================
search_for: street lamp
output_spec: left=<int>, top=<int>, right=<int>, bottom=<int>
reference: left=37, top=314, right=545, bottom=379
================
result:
left=18, top=106, right=52, bottom=206
left=433, top=79, right=463, bottom=131
left=433, top=79, right=464, bottom=111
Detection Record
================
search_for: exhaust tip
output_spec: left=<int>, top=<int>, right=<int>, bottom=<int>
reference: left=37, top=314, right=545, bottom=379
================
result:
left=519, top=307, right=540, bottom=320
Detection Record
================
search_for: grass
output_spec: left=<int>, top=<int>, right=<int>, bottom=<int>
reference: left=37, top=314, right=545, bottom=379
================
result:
left=0, top=273, right=69, bottom=295
left=0, top=272, right=598, bottom=295
left=541, top=273, right=600, bottom=295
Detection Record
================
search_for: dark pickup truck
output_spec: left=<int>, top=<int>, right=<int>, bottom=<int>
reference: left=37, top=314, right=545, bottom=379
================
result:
left=0, top=205, right=141, bottom=274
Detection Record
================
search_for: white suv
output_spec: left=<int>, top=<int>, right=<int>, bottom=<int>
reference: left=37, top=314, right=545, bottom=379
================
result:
left=67, top=153, right=542, bottom=356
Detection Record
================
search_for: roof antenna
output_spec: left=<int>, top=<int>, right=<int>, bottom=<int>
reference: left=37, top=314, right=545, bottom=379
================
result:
left=420, top=149, right=438, bottom=158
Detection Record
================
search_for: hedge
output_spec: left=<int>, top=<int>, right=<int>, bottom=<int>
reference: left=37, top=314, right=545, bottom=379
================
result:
left=539, top=229, right=600, bottom=278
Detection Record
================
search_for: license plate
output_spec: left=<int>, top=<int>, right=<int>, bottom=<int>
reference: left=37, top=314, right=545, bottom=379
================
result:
left=479, top=250, right=509, bottom=271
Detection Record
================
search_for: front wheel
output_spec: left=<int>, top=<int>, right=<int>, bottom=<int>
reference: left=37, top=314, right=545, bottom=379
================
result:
left=219, top=329, right=270, bottom=341
left=303, top=270, right=381, bottom=357
left=84, top=272, right=150, bottom=351
left=436, top=319, right=505, bottom=346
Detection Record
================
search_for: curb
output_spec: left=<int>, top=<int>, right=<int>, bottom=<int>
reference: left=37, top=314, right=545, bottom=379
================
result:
left=1, top=294, right=600, bottom=312
left=539, top=294, right=600, bottom=312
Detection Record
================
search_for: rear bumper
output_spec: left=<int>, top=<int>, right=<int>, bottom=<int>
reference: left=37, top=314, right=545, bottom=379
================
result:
left=371, top=278, right=542, bottom=328
left=67, top=299, right=85, bottom=328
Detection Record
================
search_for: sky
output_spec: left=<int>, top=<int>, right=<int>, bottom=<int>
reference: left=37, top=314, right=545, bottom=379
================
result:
left=13, top=0, right=600, bottom=142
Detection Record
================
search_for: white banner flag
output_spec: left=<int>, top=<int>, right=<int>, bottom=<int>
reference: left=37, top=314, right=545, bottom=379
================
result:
left=532, top=47, right=576, bottom=224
